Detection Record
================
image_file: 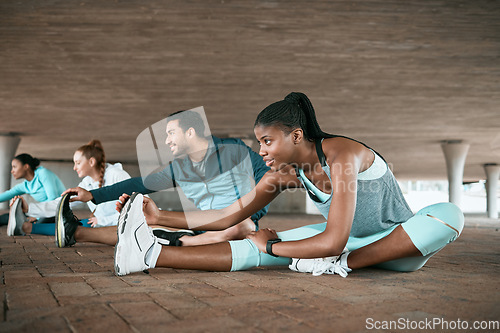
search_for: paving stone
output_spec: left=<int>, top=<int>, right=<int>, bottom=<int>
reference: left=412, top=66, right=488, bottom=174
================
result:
left=0, top=315, right=70, bottom=332
left=164, top=311, right=249, bottom=332
left=62, top=304, right=133, bottom=332
left=279, top=292, right=351, bottom=312
left=0, top=264, right=36, bottom=275
left=193, top=274, right=257, bottom=290
left=49, top=281, right=97, bottom=298
left=36, top=264, right=74, bottom=276
left=65, top=261, right=111, bottom=274
left=109, top=301, right=177, bottom=327
left=172, top=282, right=232, bottom=298
left=227, top=304, right=312, bottom=332
left=169, top=305, right=241, bottom=321
left=28, top=254, right=60, bottom=263
left=84, top=275, right=132, bottom=293
left=1, top=254, right=32, bottom=265
left=3, top=267, right=42, bottom=286
left=259, top=299, right=315, bottom=320
left=56, top=293, right=153, bottom=306
left=5, top=284, right=58, bottom=310
left=223, top=286, right=278, bottom=297
left=149, top=292, right=209, bottom=311
left=119, top=278, right=187, bottom=294
left=38, top=275, right=85, bottom=284
left=5, top=307, right=67, bottom=323
left=198, top=292, right=287, bottom=307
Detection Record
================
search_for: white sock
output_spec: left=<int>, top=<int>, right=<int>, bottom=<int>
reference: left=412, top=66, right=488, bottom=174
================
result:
left=145, top=241, right=162, bottom=269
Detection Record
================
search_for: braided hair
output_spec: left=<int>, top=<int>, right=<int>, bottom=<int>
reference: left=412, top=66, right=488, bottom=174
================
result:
left=77, top=140, right=106, bottom=188
left=254, top=92, right=335, bottom=141
left=14, top=153, right=41, bottom=172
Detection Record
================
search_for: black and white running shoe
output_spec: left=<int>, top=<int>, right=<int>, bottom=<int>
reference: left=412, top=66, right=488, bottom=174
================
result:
left=153, top=227, right=194, bottom=246
left=55, top=193, right=80, bottom=247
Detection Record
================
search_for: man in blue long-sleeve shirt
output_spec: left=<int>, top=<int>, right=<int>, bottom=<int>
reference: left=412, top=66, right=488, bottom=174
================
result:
left=59, top=110, right=270, bottom=247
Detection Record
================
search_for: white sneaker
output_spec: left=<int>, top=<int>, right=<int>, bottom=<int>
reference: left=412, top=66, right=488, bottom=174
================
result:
left=7, top=197, right=26, bottom=236
left=114, top=193, right=157, bottom=276
left=289, top=252, right=352, bottom=278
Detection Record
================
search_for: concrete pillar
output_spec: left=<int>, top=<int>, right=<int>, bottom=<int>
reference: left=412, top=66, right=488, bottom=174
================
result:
left=483, top=164, right=500, bottom=219
left=441, top=140, right=470, bottom=208
left=0, top=134, right=21, bottom=209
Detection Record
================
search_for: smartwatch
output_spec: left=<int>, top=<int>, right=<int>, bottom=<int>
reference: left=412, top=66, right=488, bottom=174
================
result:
left=266, top=238, right=282, bottom=257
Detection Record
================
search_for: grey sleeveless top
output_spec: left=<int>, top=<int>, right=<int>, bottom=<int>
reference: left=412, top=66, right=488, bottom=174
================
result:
left=296, top=140, right=413, bottom=237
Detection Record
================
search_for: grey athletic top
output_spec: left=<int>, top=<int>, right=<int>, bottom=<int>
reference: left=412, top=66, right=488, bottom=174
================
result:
left=296, top=139, right=413, bottom=238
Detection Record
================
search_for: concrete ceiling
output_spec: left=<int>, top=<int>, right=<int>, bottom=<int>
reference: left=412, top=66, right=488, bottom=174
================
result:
left=1, top=0, right=499, bottom=181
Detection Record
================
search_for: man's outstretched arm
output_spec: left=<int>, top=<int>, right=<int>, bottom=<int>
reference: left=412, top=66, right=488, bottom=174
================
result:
left=63, top=165, right=176, bottom=204
left=63, top=177, right=154, bottom=204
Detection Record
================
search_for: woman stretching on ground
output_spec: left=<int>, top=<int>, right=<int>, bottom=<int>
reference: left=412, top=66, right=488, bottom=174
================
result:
left=1, top=153, right=65, bottom=233
left=114, top=92, right=464, bottom=277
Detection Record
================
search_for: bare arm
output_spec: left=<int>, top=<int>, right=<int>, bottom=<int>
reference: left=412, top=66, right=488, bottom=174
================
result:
left=148, top=168, right=300, bottom=231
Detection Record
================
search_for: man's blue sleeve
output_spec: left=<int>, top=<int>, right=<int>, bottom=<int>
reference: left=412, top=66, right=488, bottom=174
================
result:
left=90, top=165, right=176, bottom=204
left=90, top=177, right=153, bottom=205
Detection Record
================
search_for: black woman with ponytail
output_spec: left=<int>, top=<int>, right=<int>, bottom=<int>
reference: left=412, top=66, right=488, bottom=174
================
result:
left=255, top=92, right=335, bottom=141
left=113, top=92, right=465, bottom=278
left=0, top=153, right=65, bottom=204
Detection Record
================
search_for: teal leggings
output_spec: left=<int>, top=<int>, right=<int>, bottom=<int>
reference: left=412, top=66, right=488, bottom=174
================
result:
left=30, top=218, right=91, bottom=236
left=229, top=202, right=464, bottom=272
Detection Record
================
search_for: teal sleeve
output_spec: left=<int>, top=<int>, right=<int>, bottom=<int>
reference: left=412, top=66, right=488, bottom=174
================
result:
left=38, top=169, right=64, bottom=200
left=0, top=183, right=27, bottom=203
left=91, top=177, right=155, bottom=204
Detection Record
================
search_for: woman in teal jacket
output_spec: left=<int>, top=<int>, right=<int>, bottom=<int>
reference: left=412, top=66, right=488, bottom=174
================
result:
left=0, top=154, right=65, bottom=225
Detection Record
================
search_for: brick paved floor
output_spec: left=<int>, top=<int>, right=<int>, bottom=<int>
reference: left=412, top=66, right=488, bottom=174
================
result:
left=0, top=213, right=499, bottom=332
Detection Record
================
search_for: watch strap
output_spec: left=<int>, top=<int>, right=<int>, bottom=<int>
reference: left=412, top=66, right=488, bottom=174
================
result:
left=266, top=238, right=282, bottom=257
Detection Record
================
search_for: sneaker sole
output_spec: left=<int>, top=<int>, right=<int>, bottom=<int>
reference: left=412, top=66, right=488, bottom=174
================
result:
left=7, top=198, right=20, bottom=236
left=114, top=192, right=139, bottom=276
left=55, top=194, right=69, bottom=248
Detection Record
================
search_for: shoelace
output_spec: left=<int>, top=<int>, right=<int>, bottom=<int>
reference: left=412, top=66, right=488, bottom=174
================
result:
left=311, top=257, right=349, bottom=278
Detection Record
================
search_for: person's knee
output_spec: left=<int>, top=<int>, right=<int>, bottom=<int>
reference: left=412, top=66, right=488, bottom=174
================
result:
left=445, top=203, right=465, bottom=235
left=418, top=202, right=465, bottom=238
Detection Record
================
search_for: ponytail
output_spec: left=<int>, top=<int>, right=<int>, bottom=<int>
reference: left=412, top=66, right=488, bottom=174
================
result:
left=77, top=140, right=106, bottom=188
left=254, top=92, right=386, bottom=160
left=254, top=92, right=334, bottom=141
left=14, top=153, right=41, bottom=172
